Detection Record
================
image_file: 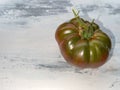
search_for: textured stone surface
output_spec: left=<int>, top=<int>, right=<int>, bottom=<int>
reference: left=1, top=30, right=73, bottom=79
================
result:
left=0, top=0, right=120, bottom=90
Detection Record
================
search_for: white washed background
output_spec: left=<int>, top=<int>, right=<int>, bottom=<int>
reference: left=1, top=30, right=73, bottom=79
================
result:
left=0, top=0, right=120, bottom=90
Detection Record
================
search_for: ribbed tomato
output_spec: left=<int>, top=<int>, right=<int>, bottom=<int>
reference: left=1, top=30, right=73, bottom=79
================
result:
left=55, top=9, right=111, bottom=68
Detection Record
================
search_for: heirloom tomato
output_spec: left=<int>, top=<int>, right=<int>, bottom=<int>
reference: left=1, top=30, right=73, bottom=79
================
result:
left=55, top=9, right=111, bottom=68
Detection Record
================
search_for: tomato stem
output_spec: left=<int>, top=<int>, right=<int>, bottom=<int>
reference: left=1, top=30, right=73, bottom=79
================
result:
left=72, top=8, right=95, bottom=40
left=72, top=8, right=88, bottom=30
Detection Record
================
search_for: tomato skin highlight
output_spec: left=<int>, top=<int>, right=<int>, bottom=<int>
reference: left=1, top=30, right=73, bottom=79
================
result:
left=55, top=17, right=111, bottom=69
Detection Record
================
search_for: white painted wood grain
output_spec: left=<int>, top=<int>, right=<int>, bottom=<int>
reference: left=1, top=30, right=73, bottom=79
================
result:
left=0, top=0, right=120, bottom=90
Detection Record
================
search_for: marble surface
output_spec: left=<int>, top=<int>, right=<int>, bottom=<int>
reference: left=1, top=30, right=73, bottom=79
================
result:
left=0, top=0, right=120, bottom=90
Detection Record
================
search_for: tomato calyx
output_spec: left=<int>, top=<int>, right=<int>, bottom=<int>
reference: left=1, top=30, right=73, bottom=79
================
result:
left=72, top=8, right=96, bottom=40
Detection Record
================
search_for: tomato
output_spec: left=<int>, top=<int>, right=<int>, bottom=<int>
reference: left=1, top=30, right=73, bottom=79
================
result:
left=55, top=9, right=111, bottom=68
